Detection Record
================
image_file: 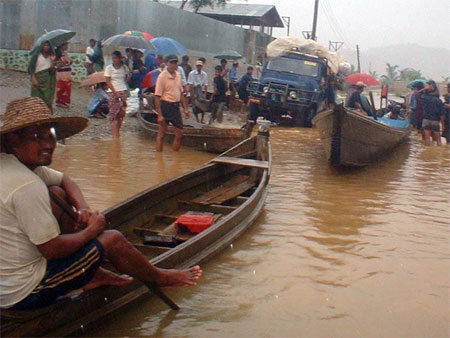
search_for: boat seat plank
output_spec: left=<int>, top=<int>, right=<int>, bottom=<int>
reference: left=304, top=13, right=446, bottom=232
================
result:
left=207, top=181, right=255, bottom=205
left=178, top=201, right=237, bottom=214
left=213, top=156, right=269, bottom=169
left=192, top=175, right=254, bottom=205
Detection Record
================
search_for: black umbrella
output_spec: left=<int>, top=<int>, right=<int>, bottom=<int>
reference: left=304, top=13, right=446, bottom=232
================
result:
left=31, top=29, right=76, bottom=53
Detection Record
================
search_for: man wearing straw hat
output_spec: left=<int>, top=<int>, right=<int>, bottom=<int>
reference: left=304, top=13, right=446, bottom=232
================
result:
left=0, top=97, right=202, bottom=310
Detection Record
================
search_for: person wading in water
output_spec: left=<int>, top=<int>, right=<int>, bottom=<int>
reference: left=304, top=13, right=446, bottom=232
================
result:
left=154, top=55, right=190, bottom=151
left=0, top=97, right=202, bottom=310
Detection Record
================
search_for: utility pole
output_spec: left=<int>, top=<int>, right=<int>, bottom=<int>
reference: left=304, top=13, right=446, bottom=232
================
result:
left=311, top=0, right=319, bottom=40
left=282, top=16, right=291, bottom=36
left=356, top=44, right=361, bottom=73
left=329, top=41, right=344, bottom=52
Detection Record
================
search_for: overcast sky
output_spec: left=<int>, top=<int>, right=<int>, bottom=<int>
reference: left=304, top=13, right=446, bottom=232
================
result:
left=232, top=0, right=450, bottom=51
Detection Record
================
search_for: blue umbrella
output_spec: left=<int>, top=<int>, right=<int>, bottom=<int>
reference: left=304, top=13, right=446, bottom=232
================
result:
left=146, top=37, right=187, bottom=55
left=406, top=79, right=427, bottom=88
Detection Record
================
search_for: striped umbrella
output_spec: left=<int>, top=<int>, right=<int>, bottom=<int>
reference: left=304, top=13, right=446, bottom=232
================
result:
left=103, top=34, right=156, bottom=50
left=124, top=31, right=154, bottom=40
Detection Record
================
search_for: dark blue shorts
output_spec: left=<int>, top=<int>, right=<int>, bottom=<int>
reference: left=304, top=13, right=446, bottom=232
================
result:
left=12, top=240, right=104, bottom=310
left=161, top=100, right=183, bottom=129
left=238, top=90, right=249, bottom=104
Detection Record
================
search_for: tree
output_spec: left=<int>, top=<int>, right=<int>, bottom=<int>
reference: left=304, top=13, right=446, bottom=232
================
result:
left=369, top=70, right=379, bottom=79
left=180, top=0, right=228, bottom=12
left=399, top=68, right=423, bottom=82
left=441, top=76, right=450, bottom=83
left=381, top=63, right=400, bottom=84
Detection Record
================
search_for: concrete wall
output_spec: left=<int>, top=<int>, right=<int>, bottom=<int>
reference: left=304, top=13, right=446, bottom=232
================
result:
left=0, top=0, right=273, bottom=63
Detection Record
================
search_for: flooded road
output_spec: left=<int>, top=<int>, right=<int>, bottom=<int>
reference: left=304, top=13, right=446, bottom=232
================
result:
left=52, top=127, right=449, bottom=337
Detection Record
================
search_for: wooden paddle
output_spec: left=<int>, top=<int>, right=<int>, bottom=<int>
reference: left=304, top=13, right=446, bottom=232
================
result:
left=49, top=190, right=180, bottom=311
left=369, top=91, right=378, bottom=120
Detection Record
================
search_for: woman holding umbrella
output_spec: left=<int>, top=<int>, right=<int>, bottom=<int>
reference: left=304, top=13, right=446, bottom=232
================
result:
left=104, top=51, right=129, bottom=138
left=28, top=41, right=57, bottom=113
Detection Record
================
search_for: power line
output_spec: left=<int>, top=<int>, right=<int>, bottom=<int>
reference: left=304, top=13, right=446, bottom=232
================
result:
left=323, top=0, right=353, bottom=46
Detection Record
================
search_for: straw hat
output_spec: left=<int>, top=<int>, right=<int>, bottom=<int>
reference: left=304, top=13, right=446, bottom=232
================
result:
left=0, top=97, right=88, bottom=140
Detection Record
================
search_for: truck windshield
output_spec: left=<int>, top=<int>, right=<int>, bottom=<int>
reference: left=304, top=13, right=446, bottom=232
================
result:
left=266, top=57, right=319, bottom=77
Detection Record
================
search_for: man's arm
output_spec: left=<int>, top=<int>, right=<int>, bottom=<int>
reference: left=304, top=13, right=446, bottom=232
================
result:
left=181, top=95, right=190, bottom=119
left=37, top=212, right=105, bottom=260
left=60, top=175, right=91, bottom=224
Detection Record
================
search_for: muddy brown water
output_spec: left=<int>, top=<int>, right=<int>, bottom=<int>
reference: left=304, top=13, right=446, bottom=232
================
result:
left=51, top=127, right=449, bottom=337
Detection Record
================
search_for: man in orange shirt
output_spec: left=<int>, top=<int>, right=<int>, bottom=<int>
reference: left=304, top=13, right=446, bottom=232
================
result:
left=154, top=55, right=190, bottom=151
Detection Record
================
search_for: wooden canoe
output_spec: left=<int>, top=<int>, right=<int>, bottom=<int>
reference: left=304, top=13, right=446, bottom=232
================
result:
left=137, top=111, right=247, bottom=153
left=312, top=105, right=410, bottom=166
left=1, top=126, right=271, bottom=337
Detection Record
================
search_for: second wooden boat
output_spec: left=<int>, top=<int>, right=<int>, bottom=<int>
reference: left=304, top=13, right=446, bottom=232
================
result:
left=137, top=111, right=247, bottom=153
left=312, top=105, right=410, bottom=166
left=1, top=126, right=271, bottom=337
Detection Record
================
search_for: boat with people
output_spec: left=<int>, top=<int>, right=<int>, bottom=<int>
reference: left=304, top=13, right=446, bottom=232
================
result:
left=137, top=109, right=247, bottom=153
left=312, top=105, right=410, bottom=166
left=1, top=126, right=271, bottom=337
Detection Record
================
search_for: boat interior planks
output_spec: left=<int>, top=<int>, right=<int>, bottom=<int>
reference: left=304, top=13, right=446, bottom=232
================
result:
left=1, top=126, right=271, bottom=338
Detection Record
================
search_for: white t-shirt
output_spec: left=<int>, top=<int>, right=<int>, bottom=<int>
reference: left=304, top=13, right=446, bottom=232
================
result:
left=35, top=53, right=52, bottom=73
left=187, top=70, right=208, bottom=87
left=0, top=154, right=63, bottom=307
left=85, top=46, right=95, bottom=64
left=104, top=64, right=128, bottom=92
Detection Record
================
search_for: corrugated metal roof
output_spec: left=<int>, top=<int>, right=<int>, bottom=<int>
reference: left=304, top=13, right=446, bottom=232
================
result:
left=162, top=1, right=284, bottom=27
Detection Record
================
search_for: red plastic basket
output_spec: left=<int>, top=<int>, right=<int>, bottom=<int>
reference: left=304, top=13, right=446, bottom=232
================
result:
left=174, top=214, right=215, bottom=233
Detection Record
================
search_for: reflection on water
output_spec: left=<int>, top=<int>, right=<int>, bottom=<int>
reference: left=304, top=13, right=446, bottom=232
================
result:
left=52, top=128, right=449, bottom=337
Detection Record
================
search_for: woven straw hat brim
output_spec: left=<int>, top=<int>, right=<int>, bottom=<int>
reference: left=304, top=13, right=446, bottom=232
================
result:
left=1, top=97, right=88, bottom=140
left=0, top=116, right=88, bottom=140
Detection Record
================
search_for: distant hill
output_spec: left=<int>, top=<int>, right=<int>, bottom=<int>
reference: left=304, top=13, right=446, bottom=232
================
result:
left=340, top=43, right=450, bottom=81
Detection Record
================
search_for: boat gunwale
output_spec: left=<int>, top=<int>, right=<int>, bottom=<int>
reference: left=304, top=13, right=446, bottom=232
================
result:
left=313, top=109, right=411, bottom=136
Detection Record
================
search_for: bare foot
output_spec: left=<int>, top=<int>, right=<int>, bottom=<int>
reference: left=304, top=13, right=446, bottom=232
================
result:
left=156, top=266, right=202, bottom=288
left=83, top=267, right=134, bottom=291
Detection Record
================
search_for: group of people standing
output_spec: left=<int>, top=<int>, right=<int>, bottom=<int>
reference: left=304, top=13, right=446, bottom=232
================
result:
left=409, top=80, right=449, bottom=146
left=29, top=38, right=257, bottom=144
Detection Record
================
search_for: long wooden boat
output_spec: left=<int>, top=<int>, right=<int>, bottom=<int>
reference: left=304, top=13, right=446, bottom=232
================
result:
left=312, top=105, right=410, bottom=166
left=1, top=127, right=271, bottom=337
left=137, top=111, right=247, bottom=153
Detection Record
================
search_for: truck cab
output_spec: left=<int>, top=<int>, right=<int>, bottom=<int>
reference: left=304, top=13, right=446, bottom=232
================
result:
left=249, top=52, right=329, bottom=127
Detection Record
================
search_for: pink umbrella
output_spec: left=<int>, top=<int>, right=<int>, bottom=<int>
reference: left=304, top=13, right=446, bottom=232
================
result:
left=345, top=73, right=380, bottom=86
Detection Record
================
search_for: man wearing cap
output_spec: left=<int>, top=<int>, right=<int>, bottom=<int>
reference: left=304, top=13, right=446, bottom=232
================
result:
left=155, top=55, right=190, bottom=151
left=0, top=97, right=201, bottom=310
left=188, top=60, right=209, bottom=123
left=346, top=81, right=372, bottom=116
left=181, top=55, right=192, bottom=80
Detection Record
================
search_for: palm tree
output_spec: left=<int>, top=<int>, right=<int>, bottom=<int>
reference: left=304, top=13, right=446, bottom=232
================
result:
left=381, top=63, right=400, bottom=84
left=369, top=70, right=379, bottom=79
